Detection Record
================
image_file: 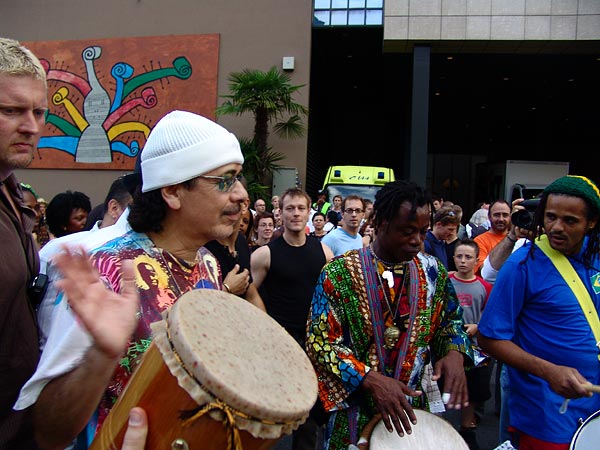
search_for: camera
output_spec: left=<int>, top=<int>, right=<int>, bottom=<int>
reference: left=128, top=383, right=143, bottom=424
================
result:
left=28, top=273, right=49, bottom=309
left=511, top=198, right=541, bottom=230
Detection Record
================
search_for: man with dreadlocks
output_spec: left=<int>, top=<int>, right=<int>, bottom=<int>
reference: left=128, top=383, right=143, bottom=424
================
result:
left=478, top=175, right=600, bottom=449
left=307, top=180, right=472, bottom=450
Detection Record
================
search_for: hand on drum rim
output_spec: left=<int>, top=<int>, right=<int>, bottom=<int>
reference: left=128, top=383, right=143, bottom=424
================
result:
left=361, top=371, right=420, bottom=436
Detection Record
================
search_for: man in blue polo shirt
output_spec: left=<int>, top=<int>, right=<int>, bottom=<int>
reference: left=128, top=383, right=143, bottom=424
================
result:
left=478, top=175, right=600, bottom=449
left=322, top=194, right=365, bottom=256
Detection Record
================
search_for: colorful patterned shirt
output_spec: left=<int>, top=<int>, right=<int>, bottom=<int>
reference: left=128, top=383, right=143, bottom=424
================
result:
left=91, top=230, right=222, bottom=433
left=307, top=248, right=472, bottom=449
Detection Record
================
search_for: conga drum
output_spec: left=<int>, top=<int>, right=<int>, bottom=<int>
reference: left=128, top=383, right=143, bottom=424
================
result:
left=90, top=289, right=318, bottom=450
left=570, top=410, right=600, bottom=450
left=368, top=410, right=469, bottom=450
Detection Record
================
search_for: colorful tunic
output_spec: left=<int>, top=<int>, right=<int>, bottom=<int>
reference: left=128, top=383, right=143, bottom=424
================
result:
left=307, top=248, right=472, bottom=449
left=91, top=230, right=222, bottom=433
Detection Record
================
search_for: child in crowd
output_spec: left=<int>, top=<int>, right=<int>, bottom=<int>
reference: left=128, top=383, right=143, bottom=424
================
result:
left=450, top=239, right=493, bottom=450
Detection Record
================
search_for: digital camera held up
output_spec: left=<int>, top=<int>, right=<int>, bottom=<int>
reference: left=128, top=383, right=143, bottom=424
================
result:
left=511, top=198, right=541, bottom=230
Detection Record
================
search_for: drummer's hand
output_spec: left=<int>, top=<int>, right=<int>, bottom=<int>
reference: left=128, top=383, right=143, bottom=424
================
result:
left=122, top=407, right=148, bottom=450
left=54, top=246, right=140, bottom=360
left=223, top=264, right=250, bottom=295
left=544, top=364, right=593, bottom=398
left=432, top=350, right=468, bottom=410
left=361, top=370, right=421, bottom=437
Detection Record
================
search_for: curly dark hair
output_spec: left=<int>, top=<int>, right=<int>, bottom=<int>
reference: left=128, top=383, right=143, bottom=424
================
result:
left=526, top=191, right=600, bottom=268
left=127, top=178, right=197, bottom=233
left=46, top=190, right=91, bottom=237
left=373, top=180, right=431, bottom=230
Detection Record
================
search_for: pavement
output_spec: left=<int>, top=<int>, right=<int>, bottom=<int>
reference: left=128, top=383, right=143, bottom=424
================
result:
left=274, top=361, right=503, bottom=450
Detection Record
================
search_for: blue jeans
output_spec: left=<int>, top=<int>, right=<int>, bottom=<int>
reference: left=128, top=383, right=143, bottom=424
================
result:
left=499, top=364, right=519, bottom=446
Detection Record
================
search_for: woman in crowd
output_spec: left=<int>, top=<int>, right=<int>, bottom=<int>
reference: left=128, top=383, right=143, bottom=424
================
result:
left=249, top=212, right=275, bottom=252
left=20, top=183, right=50, bottom=248
left=45, top=190, right=91, bottom=239
left=239, top=206, right=254, bottom=243
left=309, top=212, right=328, bottom=240
left=330, top=194, right=343, bottom=222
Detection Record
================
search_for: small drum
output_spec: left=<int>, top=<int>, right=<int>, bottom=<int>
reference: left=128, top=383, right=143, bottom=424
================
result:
left=570, top=410, right=600, bottom=450
left=369, top=410, right=469, bottom=450
left=90, top=289, right=317, bottom=450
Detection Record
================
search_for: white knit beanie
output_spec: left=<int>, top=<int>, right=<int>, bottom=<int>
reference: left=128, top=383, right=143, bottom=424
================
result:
left=141, top=110, right=244, bottom=192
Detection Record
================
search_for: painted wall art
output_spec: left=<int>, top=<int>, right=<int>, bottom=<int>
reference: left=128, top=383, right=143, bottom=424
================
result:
left=25, top=34, right=220, bottom=170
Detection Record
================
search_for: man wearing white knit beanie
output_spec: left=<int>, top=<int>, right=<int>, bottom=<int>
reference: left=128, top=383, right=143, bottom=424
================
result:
left=19, top=111, right=250, bottom=449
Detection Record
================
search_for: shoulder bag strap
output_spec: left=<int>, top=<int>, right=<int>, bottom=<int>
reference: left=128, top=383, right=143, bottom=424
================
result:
left=536, top=234, right=600, bottom=359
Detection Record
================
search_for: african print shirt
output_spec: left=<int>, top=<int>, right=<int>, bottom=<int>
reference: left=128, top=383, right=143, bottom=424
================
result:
left=307, top=248, right=471, bottom=449
left=90, top=230, right=222, bottom=432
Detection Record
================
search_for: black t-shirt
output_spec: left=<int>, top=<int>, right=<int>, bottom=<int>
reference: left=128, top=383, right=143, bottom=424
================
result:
left=204, top=233, right=253, bottom=284
left=260, top=235, right=326, bottom=339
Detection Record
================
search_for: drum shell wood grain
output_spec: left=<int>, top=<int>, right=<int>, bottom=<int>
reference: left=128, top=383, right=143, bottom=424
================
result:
left=90, top=289, right=318, bottom=449
left=89, top=342, right=277, bottom=450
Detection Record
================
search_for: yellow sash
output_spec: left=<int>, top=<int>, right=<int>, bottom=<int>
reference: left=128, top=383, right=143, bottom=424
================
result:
left=536, top=234, right=600, bottom=360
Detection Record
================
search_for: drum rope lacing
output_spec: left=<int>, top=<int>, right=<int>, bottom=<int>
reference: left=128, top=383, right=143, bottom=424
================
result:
left=164, top=310, right=298, bottom=450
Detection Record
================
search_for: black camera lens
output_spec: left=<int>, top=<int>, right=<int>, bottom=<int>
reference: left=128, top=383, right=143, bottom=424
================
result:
left=511, top=209, right=535, bottom=229
left=510, top=198, right=541, bottom=230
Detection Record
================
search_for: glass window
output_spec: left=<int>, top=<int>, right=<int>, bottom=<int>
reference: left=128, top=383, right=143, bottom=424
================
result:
left=314, top=0, right=330, bottom=9
left=366, top=9, right=383, bottom=25
left=331, top=10, right=348, bottom=25
left=332, top=0, right=348, bottom=8
left=349, top=0, right=365, bottom=7
left=314, top=10, right=330, bottom=25
left=348, top=9, right=365, bottom=25
left=313, top=0, right=382, bottom=27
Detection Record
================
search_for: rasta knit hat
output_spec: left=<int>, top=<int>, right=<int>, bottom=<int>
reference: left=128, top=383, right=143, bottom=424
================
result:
left=140, top=110, right=244, bottom=193
left=543, top=175, right=600, bottom=215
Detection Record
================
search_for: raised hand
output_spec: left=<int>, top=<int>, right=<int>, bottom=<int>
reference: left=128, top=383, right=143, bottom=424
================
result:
left=54, top=246, right=140, bottom=359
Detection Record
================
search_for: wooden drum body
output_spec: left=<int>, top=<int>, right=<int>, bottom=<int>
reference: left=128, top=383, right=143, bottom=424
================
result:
left=91, top=289, right=318, bottom=450
left=369, top=410, right=469, bottom=450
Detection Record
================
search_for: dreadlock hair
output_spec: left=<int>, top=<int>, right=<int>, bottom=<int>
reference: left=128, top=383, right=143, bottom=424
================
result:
left=527, top=191, right=600, bottom=268
left=373, top=180, right=431, bottom=231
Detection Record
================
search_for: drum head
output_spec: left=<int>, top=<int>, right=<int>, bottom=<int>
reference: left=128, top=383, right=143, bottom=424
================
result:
left=571, top=410, right=600, bottom=450
left=370, top=410, right=469, bottom=450
left=159, top=289, right=317, bottom=424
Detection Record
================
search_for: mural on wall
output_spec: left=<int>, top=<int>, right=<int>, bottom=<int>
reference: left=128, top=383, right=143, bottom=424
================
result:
left=25, top=34, right=220, bottom=170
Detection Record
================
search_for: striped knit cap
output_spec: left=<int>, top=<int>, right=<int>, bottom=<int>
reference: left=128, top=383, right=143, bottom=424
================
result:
left=543, top=175, right=600, bottom=215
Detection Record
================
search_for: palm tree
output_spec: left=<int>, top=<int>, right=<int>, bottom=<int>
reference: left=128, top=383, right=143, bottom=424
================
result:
left=215, top=67, right=308, bottom=194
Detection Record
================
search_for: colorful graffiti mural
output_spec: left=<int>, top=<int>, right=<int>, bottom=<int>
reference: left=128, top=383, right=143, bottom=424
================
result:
left=25, top=34, right=219, bottom=170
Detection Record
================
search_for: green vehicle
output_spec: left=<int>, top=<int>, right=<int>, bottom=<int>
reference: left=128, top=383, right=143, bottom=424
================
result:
left=322, top=165, right=395, bottom=202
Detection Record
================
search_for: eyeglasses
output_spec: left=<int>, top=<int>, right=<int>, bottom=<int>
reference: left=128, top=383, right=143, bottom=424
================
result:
left=344, top=208, right=364, bottom=215
left=197, top=173, right=242, bottom=192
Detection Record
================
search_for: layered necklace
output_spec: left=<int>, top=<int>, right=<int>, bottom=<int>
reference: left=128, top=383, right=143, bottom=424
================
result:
left=370, top=245, right=408, bottom=350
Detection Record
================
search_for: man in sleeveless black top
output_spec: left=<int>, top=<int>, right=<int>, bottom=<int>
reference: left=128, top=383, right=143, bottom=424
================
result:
left=252, top=187, right=333, bottom=344
left=251, top=187, right=333, bottom=450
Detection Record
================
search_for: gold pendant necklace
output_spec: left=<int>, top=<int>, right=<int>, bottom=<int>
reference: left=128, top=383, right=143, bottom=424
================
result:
left=376, top=263, right=408, bottom=350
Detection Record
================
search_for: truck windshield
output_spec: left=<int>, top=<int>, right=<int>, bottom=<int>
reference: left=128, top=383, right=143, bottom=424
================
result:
left=326, top=185, right=382, bottom=203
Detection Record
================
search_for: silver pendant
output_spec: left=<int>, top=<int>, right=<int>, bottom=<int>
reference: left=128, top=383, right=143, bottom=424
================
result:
left=384, top=326, right=400, bottom=349
left=382, top=270, right=394, bottom=288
